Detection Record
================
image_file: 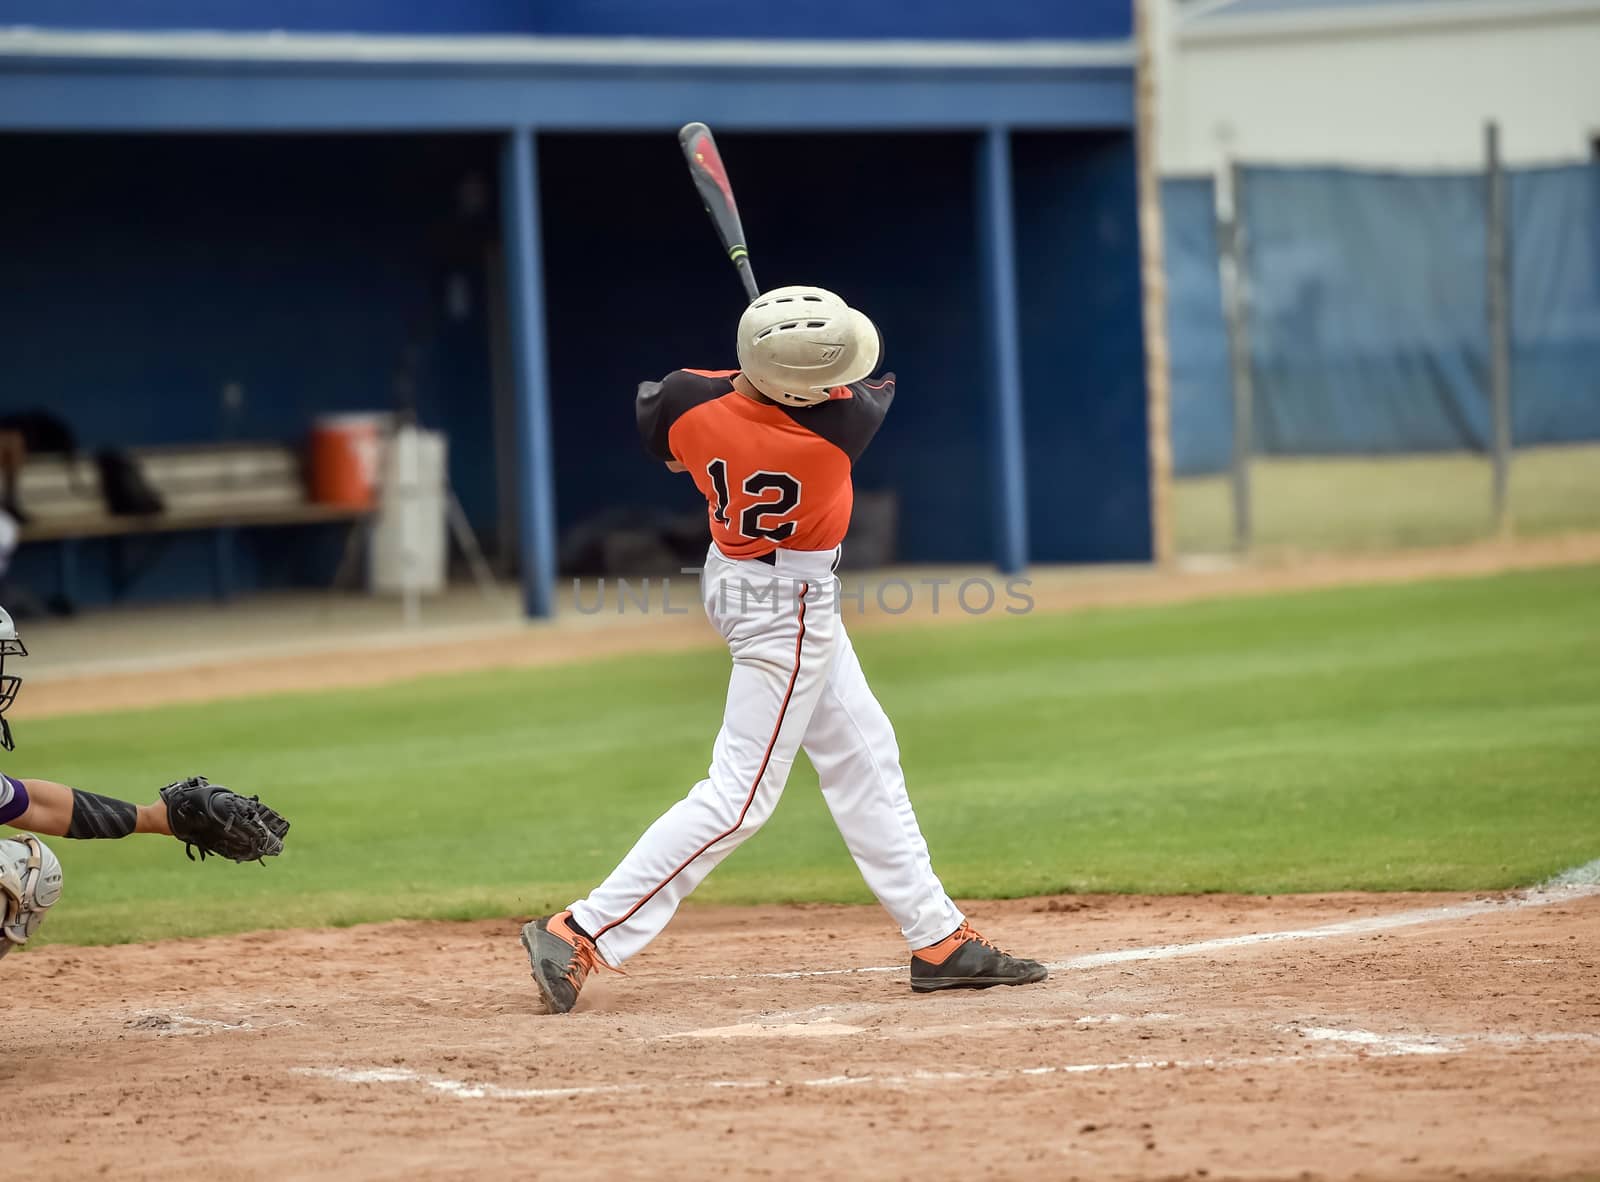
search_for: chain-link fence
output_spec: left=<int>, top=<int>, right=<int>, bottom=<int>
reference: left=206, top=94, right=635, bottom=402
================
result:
left=1163, top=144, right=1600, bottom=555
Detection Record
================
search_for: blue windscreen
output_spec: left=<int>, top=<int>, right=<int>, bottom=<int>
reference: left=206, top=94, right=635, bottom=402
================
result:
left=1159, top=163, right=1600, bottom=469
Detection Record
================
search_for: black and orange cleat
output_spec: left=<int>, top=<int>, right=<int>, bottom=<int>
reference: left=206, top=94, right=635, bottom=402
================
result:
left=520, top=911, right=619, bottom=1014
left=910, top=921, right=1048, bottom=993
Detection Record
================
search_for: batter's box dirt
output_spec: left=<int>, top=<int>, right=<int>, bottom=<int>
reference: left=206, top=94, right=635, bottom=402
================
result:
left=6, top=891, right=1598, bottom=1181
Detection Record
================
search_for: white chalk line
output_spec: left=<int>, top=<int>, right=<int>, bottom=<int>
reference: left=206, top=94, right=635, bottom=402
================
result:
left=294, top=1026, right=1600, bottom=1104
left=293, top=1066, right=645, bottom=1102
left=679, top=877, right=1600, bottom=984
left=295, top=866, right=1600, bottom=1100
left=1546, top=858, right=1600, bottom=887
left=656, top=1010, right=1178, bottom=1042
left=1297, top=1027, right=1600, bottom=1056
left=659, top=1020, right=868, bottom=1040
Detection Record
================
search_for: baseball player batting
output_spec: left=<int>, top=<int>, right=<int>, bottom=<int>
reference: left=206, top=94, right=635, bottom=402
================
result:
left=0, top=605, right=289, bottom=959
left=522, top=287, right=1047, bottom=1012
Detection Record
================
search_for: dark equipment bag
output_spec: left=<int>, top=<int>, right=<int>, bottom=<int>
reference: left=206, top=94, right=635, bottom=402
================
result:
left=95, top=449, right=165, bottom=516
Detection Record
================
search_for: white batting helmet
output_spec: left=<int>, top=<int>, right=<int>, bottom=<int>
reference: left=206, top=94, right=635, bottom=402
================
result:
left=0, top=835, right=63, bottom=959
left=736, top=286, right=882, bottom=407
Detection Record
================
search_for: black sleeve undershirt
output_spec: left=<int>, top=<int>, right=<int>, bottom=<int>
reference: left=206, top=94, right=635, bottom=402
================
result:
left=779, top=373, right=896, bottom=464
left=635, top=370, right=733, bottom=463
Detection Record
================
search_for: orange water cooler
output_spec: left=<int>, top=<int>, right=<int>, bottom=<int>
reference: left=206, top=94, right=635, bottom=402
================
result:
left=308, top=413, right=387, bottom=508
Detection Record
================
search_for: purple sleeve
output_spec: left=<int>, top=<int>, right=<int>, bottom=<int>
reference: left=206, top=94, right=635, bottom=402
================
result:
left=0, top=774, right=29, bottom=826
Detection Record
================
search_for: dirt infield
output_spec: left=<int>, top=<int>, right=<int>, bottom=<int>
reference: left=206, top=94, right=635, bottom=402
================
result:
left=10, top=888, right=1597, bottom=1181
left=10, top=538, right=1599, bottom=1178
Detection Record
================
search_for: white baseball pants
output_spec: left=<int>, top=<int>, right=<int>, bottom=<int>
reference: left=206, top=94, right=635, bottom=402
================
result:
left=569, top=544, right=964, bottom=967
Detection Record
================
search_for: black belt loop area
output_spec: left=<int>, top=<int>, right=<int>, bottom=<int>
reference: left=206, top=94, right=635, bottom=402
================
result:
left=752, top=547, right=842, bottom=571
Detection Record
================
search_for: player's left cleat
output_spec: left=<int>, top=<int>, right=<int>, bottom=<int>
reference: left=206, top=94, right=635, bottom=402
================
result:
left=909, top=922, right=1048, bottom=992
left=521, top=911, right=617, bottom=1014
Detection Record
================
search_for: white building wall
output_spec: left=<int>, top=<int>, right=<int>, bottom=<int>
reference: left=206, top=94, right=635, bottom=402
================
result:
left=1157, top=0, right=1600, bottom=174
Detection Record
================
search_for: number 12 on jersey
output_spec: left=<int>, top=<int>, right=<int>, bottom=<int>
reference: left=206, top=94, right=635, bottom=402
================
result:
left=706, top=459, right=802, bottom=542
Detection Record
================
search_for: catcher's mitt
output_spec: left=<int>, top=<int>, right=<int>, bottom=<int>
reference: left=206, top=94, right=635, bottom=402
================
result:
left=159, top=776, right=290, bottom=864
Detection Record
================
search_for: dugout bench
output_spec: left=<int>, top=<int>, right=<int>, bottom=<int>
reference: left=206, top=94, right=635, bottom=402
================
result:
left=17, top=443, right=372, bottom=605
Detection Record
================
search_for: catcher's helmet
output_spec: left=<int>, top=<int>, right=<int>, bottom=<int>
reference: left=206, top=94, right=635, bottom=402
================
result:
left=0, top=835, right=63, bottom=958
left=0, top=605, right=24, bottom=752
left=736, top=286, right=882, bottom=408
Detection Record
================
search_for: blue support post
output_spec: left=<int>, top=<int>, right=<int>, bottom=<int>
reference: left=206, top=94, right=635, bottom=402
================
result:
left=501, top=127, right=559, bottom=618
left=56, top=540, right=79, bottom=607
left=977, top=125, right=1029, bottom=574
left=211, top=526, right=235, bottom=601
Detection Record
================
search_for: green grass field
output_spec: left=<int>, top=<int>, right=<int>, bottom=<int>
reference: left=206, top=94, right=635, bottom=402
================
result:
left=19, top=564, right=1600, bottom=946
left=1175, top=444, right=1600, bottom=554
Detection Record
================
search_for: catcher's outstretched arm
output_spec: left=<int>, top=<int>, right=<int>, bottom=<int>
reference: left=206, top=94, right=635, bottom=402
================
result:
left=2, top=774, right=287, bottom=862
left=3, top=776, right=169, bottom=839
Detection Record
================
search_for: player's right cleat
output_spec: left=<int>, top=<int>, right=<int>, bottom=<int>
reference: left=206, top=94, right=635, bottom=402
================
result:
left=521, top=911, right=616, bottom=1014
left=910, top=922, right=1048, bottom=993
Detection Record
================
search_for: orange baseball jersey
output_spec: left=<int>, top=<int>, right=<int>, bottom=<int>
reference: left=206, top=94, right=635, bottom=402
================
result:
left=635, top=369, right=896, bottom=559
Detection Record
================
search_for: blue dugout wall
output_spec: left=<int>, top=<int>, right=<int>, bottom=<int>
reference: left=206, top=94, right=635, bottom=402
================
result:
left=0, top=130, right=1146, bottom=588
left=2, top=136, right=498, bottom=525
left=541, top=132, right=996, bottom=563
left=0, top=134, right=502, bottom=605
left=1016, top=132, right=1149, bottom=562
left=0, top=11, right=1152, bottom=613
left=545, top=127, right=1149, bottom=568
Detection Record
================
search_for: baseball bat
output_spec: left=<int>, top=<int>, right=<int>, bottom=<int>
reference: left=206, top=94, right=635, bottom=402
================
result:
left=678, top=122, right=760, bottom=302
